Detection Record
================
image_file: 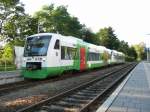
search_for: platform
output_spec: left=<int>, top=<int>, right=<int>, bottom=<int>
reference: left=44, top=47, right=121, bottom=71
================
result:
left=96, top=62, right=150, bottom=112
left=0, top=70, right=21, bottom=78
left=0, top=70, right=23, bottom=85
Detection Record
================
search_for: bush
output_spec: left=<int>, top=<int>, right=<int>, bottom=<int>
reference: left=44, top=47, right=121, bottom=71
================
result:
left=0, top=58, right=14, bottom=65
left=125, top=55, right=136, bottom=62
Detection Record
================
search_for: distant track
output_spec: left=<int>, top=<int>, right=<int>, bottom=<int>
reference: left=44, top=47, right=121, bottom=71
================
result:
left=0, top=64, right=125, bottom=97
left=16, top=63, right=137, bottom=112
left=0, top=65, right=123, bottom=96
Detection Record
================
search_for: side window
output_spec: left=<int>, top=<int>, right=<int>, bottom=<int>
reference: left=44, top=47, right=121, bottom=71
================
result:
left=61, top=46, right=65, bottom=59
left=88, top=52, right=100, bottom=61
left=61, top=46, right=77, bottom=60
left=54, top=39, right=60, bottom=49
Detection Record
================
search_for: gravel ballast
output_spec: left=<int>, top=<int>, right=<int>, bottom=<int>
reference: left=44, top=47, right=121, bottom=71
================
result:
left=0, top=64, right=125, bottom=112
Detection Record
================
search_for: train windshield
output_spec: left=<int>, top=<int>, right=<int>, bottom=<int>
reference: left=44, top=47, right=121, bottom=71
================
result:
left=24, top=35, right=51, bottom=57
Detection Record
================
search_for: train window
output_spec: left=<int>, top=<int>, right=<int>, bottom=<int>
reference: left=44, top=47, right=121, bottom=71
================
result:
left=88, top=52, right=100, bottom=61
left=61, top=46, right=77, bottom=60
left=68, top=47, right=77, bottom=60
left=54, top=39, right=60, bottom=49
left=61, top=46, right=65, bottom=59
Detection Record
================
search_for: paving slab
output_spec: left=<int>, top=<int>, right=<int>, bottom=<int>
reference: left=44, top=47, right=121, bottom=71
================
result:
left=96, top=62, right=150, bottom=112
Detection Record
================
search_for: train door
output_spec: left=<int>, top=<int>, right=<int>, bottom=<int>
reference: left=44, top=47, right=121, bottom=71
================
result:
left=80, top=47, right=86, bottom=70
left=53, top=39, right=60, bottom=66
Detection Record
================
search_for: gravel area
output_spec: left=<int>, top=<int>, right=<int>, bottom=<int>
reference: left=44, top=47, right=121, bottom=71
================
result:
left=0, top=64, right=125, bottom=112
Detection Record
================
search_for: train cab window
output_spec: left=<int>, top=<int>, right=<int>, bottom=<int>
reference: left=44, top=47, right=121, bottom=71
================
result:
left=54, top=39, right=60, bottom=49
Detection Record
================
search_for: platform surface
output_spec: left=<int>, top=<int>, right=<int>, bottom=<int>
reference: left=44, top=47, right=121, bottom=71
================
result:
left=97, top=62, right=150, bottom=112
left=0, top=70, right=21, bottom=78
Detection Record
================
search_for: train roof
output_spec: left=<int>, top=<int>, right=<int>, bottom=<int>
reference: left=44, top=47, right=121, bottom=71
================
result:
left=27, top=33, right=124, bottom=55
left=27, top=33, right=83, bottom=43
left=111, top=50, right=125, bottom=56
left=28, top=33, right=58, bottom=37
left=105, top=48, right=112, bottom=52
left=98, top=45, right=107, bottom=50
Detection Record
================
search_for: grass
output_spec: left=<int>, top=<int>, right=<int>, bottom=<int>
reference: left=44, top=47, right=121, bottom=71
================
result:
left=0, top=65, right=16, bottom=71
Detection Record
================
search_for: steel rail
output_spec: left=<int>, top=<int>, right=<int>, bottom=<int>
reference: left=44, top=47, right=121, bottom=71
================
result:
left=80, top=63, right=136, bottom=112
left=16, top=63, right=137, bottom=112
left=0, top=64, right=126, bottom=97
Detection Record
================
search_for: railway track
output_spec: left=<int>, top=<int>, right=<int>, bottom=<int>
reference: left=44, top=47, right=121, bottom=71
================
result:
left=0, top=80, right=49, bottom=97
left=0, top=64, right=125, bottom=97
left=16, top=63, right=137, bottom=112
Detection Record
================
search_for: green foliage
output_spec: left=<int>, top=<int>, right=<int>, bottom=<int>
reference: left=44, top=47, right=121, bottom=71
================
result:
left=0, top=65, right=16, bottom=71
left=0, top=38, right=24, bottom=67
left=0, top=0, right=25, bottom=35
left=81, top=27, right=100, bottom=45
left=3, top=14, right=38, bottom=39
left=97, top=27, right=120, bottom=50
left=96, top=27, right=138, bottom=61
left=10, top=38, right=25, bottom=46
left=34, top=5, right=83, bottom=37
left=133, top=42, right=145, bottom=61
left=1, top=43, right=14, bottom=65
left=118, top=40, right=129, bottom=54
left=0, top=47, right=3, bottom=59
left=125, top=55, right=135, bottom=62
left=0, top=2, right=140, bottom=63
left=127, top=46, right=137, bottom=60
left=117, top=41, right=136, bottom=60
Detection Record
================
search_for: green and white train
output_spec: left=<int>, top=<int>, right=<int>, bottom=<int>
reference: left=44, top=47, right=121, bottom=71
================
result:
left=22, top=33, right=125, bottom=79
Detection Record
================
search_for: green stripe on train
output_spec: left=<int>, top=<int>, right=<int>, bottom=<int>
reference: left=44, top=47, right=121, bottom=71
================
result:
left=22, top=66, right=74, bottom=79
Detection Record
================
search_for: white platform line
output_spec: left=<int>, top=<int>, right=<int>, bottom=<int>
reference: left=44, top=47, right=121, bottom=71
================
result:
left=144, top=62, right=150, bottom=89
left=96, top=63, right=138, bottom=112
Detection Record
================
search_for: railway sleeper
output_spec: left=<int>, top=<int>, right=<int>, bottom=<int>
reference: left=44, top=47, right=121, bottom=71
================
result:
left=76, top=92, right=98, bottom=97
left=84, top=87, right=106, bottom=91
left=84, top=87, right=104, bottom=91
left=80, top=89, right=102, bottom=93
left=54, top=100, right=83, bottom=108
left=41, top=105, right=80, bottom=112
left=62, top=97, right=89, bottom=104
left=70, top=95, right=94, bottom=100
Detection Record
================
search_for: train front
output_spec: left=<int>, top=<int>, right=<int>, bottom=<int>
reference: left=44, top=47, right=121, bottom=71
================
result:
left=22, top=34, right=51, bottom=79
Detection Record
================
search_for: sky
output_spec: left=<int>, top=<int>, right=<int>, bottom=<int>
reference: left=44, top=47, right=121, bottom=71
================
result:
left=20, top=0, right=150, bottom=47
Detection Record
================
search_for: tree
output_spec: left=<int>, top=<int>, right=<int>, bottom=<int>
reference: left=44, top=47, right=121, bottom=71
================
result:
left=97, top=27, right=120, bottom=49
left=2, top=14, right=39, bottom=41
left=118, top=40, right=129, bottom=55
left=133, top=42, right=146, bottom=61
left=81, top=27, right=99, bottom=45
left=0, top=0, right=25, bottom=36
left=128, top=46, right=137, bottom=60
left=1, top=43, right=14, bottom=64
left=34, top=5, right=83, bottom=37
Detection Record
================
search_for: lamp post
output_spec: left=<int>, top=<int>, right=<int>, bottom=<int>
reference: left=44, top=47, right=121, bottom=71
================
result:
left=148, top=48, right=150, bottom=62
left=146, top=34, right=150, bottom=62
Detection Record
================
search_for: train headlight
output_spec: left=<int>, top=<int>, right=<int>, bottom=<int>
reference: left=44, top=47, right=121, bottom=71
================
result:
left=42, top=58, right=46, bottom=62
left=23, top=58, right=26, bottom=62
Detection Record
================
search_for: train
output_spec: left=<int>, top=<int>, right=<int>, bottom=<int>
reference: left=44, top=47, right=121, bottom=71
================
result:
left=21, top=33, right=125, bottom=79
